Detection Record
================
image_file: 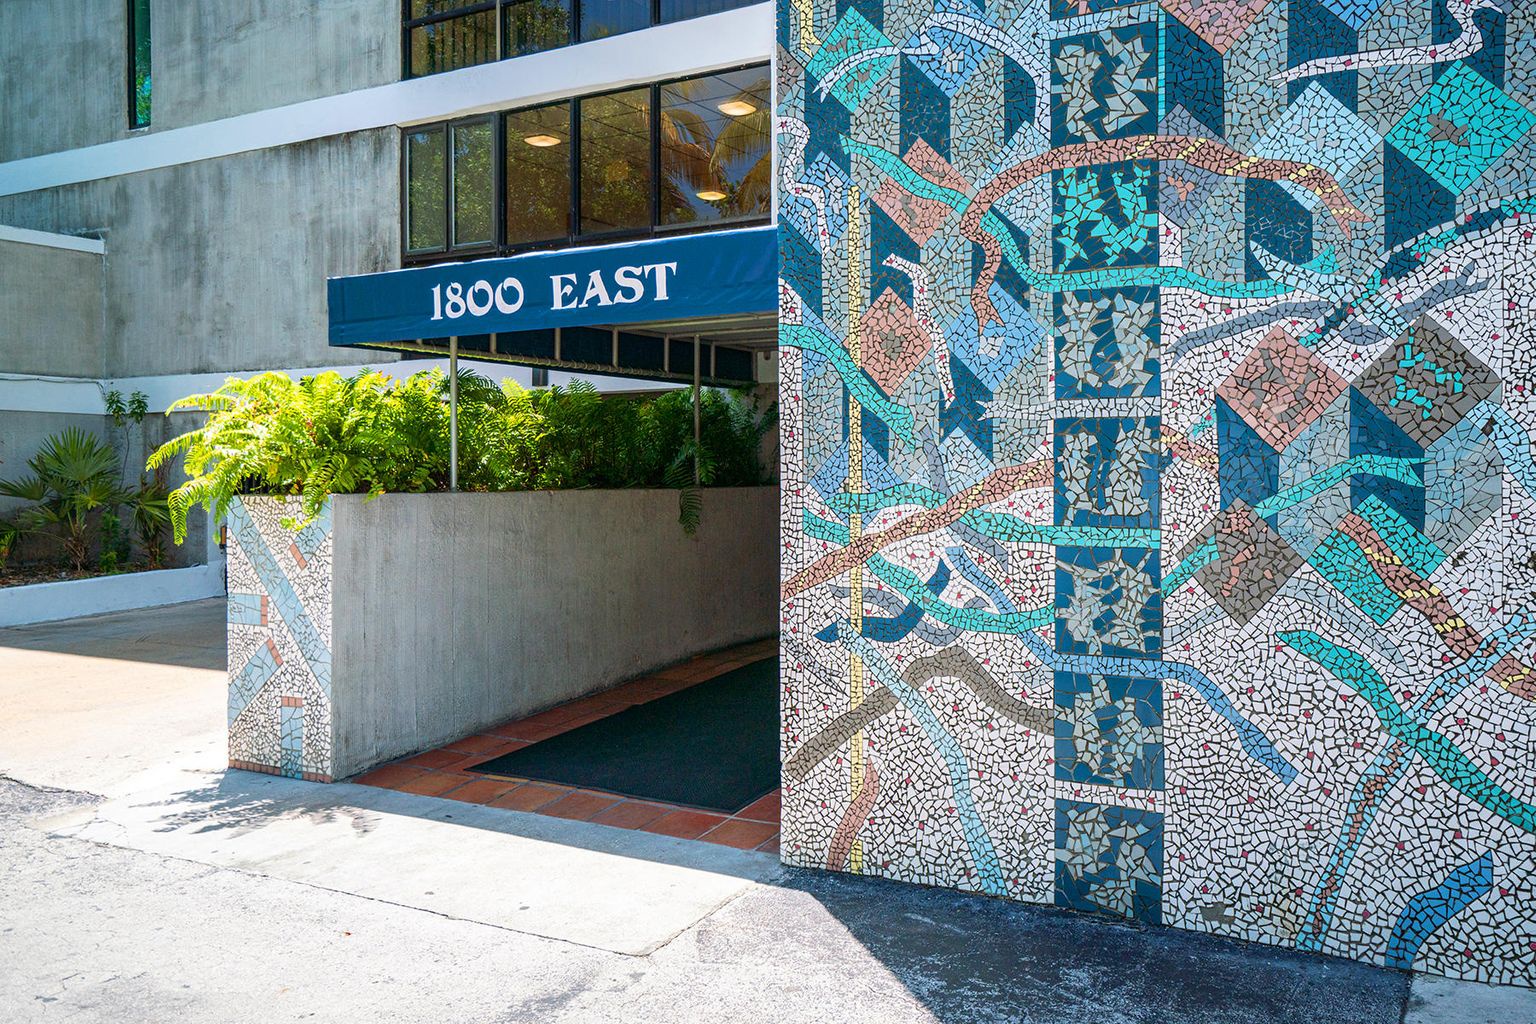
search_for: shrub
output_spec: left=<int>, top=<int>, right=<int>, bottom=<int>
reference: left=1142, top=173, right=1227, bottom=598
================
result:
left=151, top=368, right=775, bottom=543
left=0, top=427, right=129, bottom=572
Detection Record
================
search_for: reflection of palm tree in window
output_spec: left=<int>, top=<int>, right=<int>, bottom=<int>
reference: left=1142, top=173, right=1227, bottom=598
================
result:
left=660, top=73, right=770, bottom=226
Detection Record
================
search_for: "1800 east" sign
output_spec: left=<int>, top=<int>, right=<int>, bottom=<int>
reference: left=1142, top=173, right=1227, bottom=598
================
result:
left=429, top=261, right=679, bottom=322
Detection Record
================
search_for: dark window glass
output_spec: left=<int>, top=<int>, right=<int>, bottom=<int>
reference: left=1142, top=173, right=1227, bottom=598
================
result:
left=713, top=345, right=753, bottom=381
left=407, top=8, right=497, bottom=77
left=560, top=326, right=614, bottom=365
left=128, top=0, right=151, bottom=128
left=659, top=68, right=770, bottom=227
left=579, top=88, right=652, bottom=235
left=658, top=0, right=749, bottom=21
left=617, top=333, right=665, bottom=372
left=505, top=104, right=572, bottom=245
left=451, top=121, right=495, bottom=247
left=503, top=0, right=571, bottom=56
left=579, top=0, right=649, bottom=41
left=668, top=338, right=695, bottom=373
left=406, top=128, right=448, bottom=253
left=499, top=330, right=558, bottom=360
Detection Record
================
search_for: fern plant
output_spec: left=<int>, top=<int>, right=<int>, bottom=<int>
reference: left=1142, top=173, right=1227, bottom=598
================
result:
left=149, top=370, right=449, bottom=543
left=151, top=368, right=775, bottom=544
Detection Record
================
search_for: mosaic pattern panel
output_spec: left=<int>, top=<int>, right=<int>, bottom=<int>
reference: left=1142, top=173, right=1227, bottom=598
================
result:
left=777, top=0, right=1536, bottom=984
left=226, top=496, right=335, bottom=782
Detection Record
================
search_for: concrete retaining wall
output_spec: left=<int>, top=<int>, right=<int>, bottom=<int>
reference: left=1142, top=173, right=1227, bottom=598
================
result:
left=0, top=564, right=224, bottom=628
left=226, top=488, right=777, bottom=782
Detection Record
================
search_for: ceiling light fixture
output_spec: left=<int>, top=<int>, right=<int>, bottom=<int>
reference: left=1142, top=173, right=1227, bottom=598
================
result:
left=696, top=189, right=727, bottom=202
left=522, top=134, right=562, bottom=147
left=716, top=100, right=756, bottom=117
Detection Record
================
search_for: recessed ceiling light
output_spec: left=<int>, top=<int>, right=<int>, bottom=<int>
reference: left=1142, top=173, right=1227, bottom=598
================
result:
left=523, top=134, right=562, bottom=147
left=696, top=189, right=728, bottom=202
left=716, top=100, right=756, bottom=117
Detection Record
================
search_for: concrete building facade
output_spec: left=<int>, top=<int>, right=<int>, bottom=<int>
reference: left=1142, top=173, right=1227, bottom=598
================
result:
left=0, top=0, right=775, bottom=572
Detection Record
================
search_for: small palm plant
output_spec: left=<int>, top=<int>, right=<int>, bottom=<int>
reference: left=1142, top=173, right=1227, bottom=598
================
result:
left=130, top=482, right=172, bottom=569
left=0, top=519, right=17, bottom=571
left=0, top=428, right=128, bottom=572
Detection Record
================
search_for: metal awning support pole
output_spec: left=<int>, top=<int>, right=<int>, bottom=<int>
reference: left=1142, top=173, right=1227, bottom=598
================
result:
left=693, top=334, right=702, bottom=487
left=449, top=334, right=459, bottom=492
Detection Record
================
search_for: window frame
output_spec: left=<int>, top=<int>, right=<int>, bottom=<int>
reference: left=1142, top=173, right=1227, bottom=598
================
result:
left=401, top=1, right=499, bottom=80
left=449, top=116, right=502, bottom=253
left=400, top=63, right=771, bottom=265
left=402, top=124, right=449, bottom=256
left=126, top=0, right=151, bottom=129
left=503, top=100, right=576, bottom=248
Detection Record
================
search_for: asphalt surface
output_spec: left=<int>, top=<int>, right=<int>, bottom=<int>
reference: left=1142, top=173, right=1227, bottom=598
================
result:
left=1, top=601, right=1531, bottom=1023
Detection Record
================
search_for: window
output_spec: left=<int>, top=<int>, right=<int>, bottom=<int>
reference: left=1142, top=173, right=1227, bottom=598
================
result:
left=580, top=88, right=652, bottom=235
left=658, top=0, right=746, bottom=20
left=578, top=0, right=648, bottom=42
left=405, top=127, right=448, bottom=253
left=128, top=0, right=151, bottom=128
left=405, top=1, right=498, bottom=78
left=452, top=120, right=496, bottom=248
left=401, top=65, right=771, bottom=261
left=505, top=104, right=572, bottom=244
left=403, top=0, right=759, bottom=78
left=659, top=67, right=770, bottom=227
left=504, top=0, right=571, bottom=56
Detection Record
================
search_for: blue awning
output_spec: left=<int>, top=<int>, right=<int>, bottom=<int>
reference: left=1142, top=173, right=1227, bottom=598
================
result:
left=327, top=225, right=778, bottom=348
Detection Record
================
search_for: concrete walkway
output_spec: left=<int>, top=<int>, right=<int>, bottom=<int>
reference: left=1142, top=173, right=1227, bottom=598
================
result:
left=1, top=602, right=1531, bottom=1023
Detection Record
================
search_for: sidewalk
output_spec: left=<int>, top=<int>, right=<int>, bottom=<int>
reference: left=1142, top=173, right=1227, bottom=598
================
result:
left=1, top=602, right=1531, bottom=1023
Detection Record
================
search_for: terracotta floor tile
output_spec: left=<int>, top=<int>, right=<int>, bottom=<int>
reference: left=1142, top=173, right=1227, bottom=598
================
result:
left=640, top=809, right=729, bottom=840
left=588, top=800, right=671, bottom=830
left=488, top=782, right=570, bottom=812
left=699, top=818, right=778, bottom=850
left=736, top=790, right=782, bottom=823
left=755, top=833, right=781, bottom=855
left=492, top=707, right=569, bottom=730
left=395, top=771, right=469, bottom=797
left=538, top=789, right=623, bottom=821
left=489, top=720, right=576, bottom=743
left=597, top=681, right=654, bottom=704
left=399, top=748, right=466, bottom=771
left=449, top=748, right=525, bottom=773
left=444, top=777, right=521, bottom=805
left=554, top=696, right=626, bottom=718
left=558, top=708, right=623, bottom=730
left=443, top=733, right=521, bottom=755
left=639, top=677, right=703, bottom=698
left=353, top=764, right=428, bottom=789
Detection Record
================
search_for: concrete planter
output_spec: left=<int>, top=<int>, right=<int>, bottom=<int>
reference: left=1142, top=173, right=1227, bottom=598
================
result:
left=225, top=488, right=777, bottom=782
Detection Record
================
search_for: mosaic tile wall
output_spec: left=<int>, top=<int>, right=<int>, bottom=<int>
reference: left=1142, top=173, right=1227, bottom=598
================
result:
left=226, top=497, right=335, bottom=782
left=776, top=0, right=1536, bottom=982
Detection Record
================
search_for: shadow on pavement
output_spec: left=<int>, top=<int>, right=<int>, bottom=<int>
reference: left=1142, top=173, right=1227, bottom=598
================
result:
left=776, top=867, right=1412, bottom=1024
left=0, top=599, right=226, bottom=671
left=96, top=765, right=1412, bottom=1024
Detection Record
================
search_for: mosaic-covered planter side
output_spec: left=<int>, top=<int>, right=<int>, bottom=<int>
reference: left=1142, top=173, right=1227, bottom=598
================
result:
left=226, top=496, right=335, bottom=781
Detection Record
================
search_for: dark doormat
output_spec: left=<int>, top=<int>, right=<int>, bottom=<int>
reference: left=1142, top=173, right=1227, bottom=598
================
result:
left=471, top=656, right=780, bottom=815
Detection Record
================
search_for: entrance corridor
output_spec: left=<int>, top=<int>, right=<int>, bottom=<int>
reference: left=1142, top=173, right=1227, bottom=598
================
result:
left=353, top=638, right=781, bottom=853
